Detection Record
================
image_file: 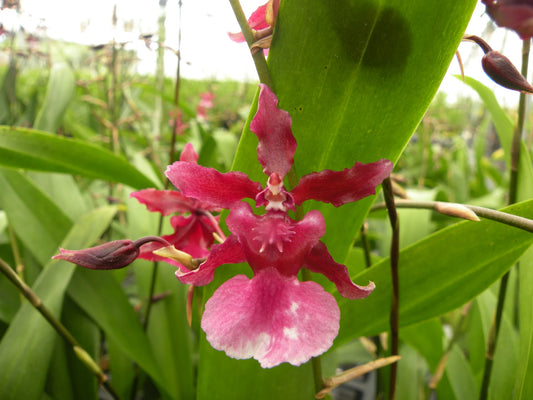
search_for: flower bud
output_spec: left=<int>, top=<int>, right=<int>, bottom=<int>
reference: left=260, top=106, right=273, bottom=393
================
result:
left=482, top=51, right=533, bottom=94
left=53, top=240, right=140, bottom=269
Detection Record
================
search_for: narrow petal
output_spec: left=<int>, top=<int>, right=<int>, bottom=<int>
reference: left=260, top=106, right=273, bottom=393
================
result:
left=250, top=84, right=296, bottom=178
left=291, top=159, right=393, bottom=207
left=166, top=161, right=262, bottom=209
left=201, top=267, right=340, bottom=368
left=304, top=242, right=375, bottom=299
left=226, top=202, right=325, bottom=276
left=175, top=234, right=245, bottom=286
left=131, top=189, right=196, bottom=216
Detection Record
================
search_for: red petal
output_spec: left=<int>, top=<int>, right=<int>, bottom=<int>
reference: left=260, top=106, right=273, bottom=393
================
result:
left=201, top=268, right=340, bottom=368
left=175, top=235, right=245, bottom=286
left=250, top=84, right=296, bottom=178
left=291, top=159, right=393, bottom=206
left=131, top=189, right=197, bottom=216
left=228, top=3, right=270, bottom=43
left=304, top=242, right=375, bottom=299
left=166, top=162, right=262, bottom=209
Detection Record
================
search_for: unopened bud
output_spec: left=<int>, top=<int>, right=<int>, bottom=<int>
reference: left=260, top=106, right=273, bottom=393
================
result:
left=482, top=51, right=533, bottom=94
left=53, top=240, right=140, bottom=269
left=53, top=236, right=171, bottom=270
left=435, top=202, right=480, bottom=222
left=463, top=34, right=533, bottom=94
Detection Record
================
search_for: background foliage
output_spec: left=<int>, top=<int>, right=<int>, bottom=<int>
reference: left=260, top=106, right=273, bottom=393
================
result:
left=1, top=0, right=533, bottom=399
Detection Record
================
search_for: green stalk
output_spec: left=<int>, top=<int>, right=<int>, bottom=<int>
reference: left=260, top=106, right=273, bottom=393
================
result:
left=382, top=178, right=400, bottom=400
left=228, top=0, right=274, bottom=88
left=371, top=200, right=533, bottom=234
left=0, top=257, right=121, bottom=400
left=479, top=38, right=530, bottom=400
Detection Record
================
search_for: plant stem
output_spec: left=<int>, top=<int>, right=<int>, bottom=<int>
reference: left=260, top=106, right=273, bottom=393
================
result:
left=0, top=257, right=121, bottom=400
left=371, top=200, right=533, bottom=234
left=479, top=37, right=530, bottom=400
left=382, top=178, right=400, bottom=400
left=228, top=0, right=274, bottom=88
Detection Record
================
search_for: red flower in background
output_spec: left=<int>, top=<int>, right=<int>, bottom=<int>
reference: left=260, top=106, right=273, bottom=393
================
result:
left=482, top=0, right=533, bottom=39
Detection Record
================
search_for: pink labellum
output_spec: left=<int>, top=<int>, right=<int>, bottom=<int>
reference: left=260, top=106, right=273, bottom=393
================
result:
left=166, top=162, right=263, bottom=209
left=250, top=84, right=296, bottom=178
left=201, top=267, right=340, bottom=368
left=291, top=159, right=393, bottom=207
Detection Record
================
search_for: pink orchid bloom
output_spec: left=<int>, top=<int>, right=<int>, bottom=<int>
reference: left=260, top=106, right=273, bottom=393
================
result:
left=228, top=0, right=280, bottom=43
left=131, top=144, right=221, bottom=263
left=165, top=84, right=393, bottom=368
left=196, top=91, right=215, bottom=120
left=482, top=0, right=533, bottom=40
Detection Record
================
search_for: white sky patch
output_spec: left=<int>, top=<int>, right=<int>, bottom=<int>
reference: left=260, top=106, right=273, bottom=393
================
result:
left=3, top=1, right=526, bottom=106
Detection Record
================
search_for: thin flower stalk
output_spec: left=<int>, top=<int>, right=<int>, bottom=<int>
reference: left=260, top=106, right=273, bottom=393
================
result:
left=382, top=178, right=400, bottom=400
left=0, top=257, right=121, bottom=400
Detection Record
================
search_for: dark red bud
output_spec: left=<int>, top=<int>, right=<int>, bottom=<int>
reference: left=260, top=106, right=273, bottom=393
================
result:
left=482, top=51, right=533, bottom=94
left=53, top=240, right=140, bottom=269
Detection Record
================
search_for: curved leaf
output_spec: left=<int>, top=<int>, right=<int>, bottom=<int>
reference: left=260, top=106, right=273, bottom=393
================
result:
left=335, top=199, right=533, bottom=344
left=0, top=126, right=160, bottom=189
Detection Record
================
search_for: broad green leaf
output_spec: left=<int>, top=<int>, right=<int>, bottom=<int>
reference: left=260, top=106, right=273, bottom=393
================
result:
left=0, top=126, right=160, bottom=189
left=442, top=345, right=478, bottom=400
left=514, top=247, right=533, bottom=399
left=336, top=199, right=533, bottom=344
left=67, top=267, right=172, bottom=398
left=0, top=168, right=72, bottom=265
left=400, top=318, right=443, bottom=372
left=0, top=206, right=117, bottom=400
left=33, top=62, right=75, bottom=133
left=200, top=0, right=477, bottom=398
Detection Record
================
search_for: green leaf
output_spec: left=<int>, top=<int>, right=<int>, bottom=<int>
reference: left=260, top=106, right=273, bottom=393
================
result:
left=34, top=62, right=75, bottom=133
left=443, top=345, right=478, bottom=400
left=0, top=206, right=117, bottom=400
left=461, top=76, right=533, bottom=202
left=0, top=168, right=72, bottom=265
left=514, top=247, right=533, bottom=399
left=335, top=199, right=533, bottom=344
left=0, top=126, right=160, bottom=189
left=67, top=267, right=172, bottom=398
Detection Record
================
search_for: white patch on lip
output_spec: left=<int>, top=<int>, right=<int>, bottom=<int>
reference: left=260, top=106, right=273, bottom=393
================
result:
left=283, top=327, right=299, bottom=340
left=290, top=302, right=299, bottom=314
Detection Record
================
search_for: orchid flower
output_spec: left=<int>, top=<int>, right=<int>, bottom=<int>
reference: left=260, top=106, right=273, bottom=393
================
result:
left=131, top=143, right=222, bottom=263
left=229, top=0, right=280, bottom=52
left=482, top=0, right=533, bottom=40
left=164, top=84, right=393, bottom=368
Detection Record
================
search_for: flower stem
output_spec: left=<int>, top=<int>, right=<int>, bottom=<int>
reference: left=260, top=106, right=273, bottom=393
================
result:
left=371, top=200, right=533, bottom=234
left=228, top=0, right=274, bottom=88
left=382, top=178, right=400, bottom=400
left=0, top=257, right=121, bottom=400
left=479, top=37, right=530, bottom=400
